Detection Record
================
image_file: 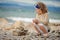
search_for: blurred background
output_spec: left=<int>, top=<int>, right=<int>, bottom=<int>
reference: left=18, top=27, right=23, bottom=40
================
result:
left=0, top=0, right=60, bottom=22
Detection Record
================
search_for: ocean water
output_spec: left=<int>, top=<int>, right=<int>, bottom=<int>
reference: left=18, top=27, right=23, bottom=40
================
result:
left=0, top=7, right=60, bottom=19
left=0, top=5, right=60, bottom=23
left=0, top=6, right=35, bottom=18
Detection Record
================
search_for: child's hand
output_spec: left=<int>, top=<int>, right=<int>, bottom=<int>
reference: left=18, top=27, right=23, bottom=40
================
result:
left=33, top=19, right=39, bottom=24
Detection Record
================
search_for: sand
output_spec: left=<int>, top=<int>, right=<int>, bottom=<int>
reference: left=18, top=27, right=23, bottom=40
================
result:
left=0, top=18, right=60, bottom=40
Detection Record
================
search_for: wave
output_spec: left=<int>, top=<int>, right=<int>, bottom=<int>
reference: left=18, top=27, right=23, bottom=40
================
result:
left=6, top=17, right=33, bottom=22
left=6, top=17, right=60, bottom=24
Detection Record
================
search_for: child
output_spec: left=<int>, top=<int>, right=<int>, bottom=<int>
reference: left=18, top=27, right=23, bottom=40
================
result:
left=32, top=2, right=49, bottom=37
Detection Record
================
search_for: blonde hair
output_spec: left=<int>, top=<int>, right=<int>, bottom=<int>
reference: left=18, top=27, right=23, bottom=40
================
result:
left=36, top=2, right=48, bottom=14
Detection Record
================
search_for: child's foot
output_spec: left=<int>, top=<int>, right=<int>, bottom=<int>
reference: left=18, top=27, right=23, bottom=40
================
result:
left=43, top=33, right=49, bottom=37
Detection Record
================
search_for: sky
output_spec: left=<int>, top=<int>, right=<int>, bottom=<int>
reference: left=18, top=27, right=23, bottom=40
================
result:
left=0, top=0, right=60, bottom=7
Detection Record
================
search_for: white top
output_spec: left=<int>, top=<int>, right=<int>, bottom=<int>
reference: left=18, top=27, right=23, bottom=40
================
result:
left=36, top=13, right=49, bottom=24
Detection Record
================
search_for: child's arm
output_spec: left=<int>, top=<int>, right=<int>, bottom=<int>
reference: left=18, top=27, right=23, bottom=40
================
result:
left=43, top=14, right=49, bottom=25
left=32, top=19, right=39, bottom=24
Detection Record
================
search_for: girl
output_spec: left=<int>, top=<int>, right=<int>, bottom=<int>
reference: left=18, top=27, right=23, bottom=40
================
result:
left=32, top=2, right=50, bottom=37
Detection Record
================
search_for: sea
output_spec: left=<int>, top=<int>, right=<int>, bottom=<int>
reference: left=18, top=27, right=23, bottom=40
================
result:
left=0, top=2, right=60, bottom=23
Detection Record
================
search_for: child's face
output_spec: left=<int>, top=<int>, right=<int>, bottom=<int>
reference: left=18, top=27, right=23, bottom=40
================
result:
left=36, top=8, right=43, bottom=15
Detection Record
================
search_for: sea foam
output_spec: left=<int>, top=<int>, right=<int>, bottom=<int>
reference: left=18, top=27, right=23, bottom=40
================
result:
left=6, top=17, right=60, bottom=24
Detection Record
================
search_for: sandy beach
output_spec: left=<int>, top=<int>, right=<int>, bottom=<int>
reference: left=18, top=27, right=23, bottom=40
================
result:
left=0, top=18, right=60, bottom=40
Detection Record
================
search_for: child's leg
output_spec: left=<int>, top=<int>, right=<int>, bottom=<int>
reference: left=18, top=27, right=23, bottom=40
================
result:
left=33, top=23, right=48, bottom=36
left=38, top=25, right=48, bottom=34
left=33, top=23, right=40, bottom=34
left=38, top=23, right=49, bottom=37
